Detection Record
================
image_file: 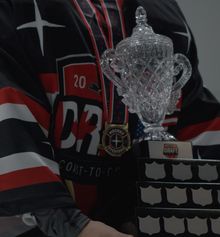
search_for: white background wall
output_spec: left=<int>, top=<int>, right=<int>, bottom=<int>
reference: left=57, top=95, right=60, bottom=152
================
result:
left=176, top=0, right=220, bottom=101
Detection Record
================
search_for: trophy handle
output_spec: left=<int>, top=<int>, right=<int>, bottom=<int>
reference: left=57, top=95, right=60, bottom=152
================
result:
left=100, top=48, right=124, bottom=90
left=172, top=53, right=192, bottom=91
left=167, top=53, right=192, bottom=114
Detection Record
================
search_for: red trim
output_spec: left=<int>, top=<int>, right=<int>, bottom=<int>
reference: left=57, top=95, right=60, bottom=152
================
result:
left=0, top=87, right=50, bottom=131
left=101, top=0, right=129, bottom=123
left=99, top=0, right=114, bottom=123
left=177, top=117, right=220, bottom=141
left=0, top=166, right=60, bottom=191
left=38, top=73, right=59, bottom=93
left=73, top=183, right=97, bottom=215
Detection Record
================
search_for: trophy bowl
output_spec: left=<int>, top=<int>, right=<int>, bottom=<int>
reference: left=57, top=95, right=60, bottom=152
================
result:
left=101, top=6, right=192, bottom=142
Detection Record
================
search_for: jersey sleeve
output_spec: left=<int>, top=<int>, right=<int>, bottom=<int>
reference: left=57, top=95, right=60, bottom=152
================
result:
left=0, top=0, right=74, bottom=216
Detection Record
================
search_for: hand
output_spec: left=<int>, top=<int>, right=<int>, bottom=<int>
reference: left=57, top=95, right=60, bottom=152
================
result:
left=78, top=220, right=134, bottom=237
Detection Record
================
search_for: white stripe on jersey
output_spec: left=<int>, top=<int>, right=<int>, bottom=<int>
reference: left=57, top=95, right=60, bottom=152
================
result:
left=0, top=103, right=36, bottom=122
left=0, top=152, right=59, bottom=175
left=190, top=130, right=220, bottom=146
left=0, top=103, right=48, bottom=136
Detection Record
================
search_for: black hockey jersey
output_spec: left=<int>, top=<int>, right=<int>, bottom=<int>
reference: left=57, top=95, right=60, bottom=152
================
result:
left=0, top=0, right=220, bottom=234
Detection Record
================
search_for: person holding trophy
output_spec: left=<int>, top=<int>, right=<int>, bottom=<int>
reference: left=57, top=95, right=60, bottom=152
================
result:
left=0, top=0, right=219, bottom=237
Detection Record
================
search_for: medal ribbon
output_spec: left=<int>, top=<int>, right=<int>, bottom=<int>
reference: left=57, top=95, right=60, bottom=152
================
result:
left=71, top=0, right=128, bottom=125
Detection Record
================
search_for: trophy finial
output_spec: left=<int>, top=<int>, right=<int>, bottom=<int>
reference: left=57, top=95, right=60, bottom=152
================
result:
left=135, top=6, right=147, bottom=25
left=134, top=6, right=153, bottom=34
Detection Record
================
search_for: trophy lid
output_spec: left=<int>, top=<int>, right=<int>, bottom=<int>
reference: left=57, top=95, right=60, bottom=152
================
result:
left=115, top=6, right=173, bottom=61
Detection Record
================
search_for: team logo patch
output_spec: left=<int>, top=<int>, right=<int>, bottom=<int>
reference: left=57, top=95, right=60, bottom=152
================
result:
left=163, top=143, right=179, bottom=158
left=54, top=54, right=103, bottom=154
left=101, top=123, right=131, bottom=157
left=56, top=54, right=101, bottom=100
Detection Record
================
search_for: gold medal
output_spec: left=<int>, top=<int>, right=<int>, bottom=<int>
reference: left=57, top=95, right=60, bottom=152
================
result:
left=101, top=123, right=131, bottom=157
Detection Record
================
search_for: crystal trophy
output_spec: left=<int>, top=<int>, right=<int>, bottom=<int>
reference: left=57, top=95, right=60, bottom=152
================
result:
left=101, top=6, right=193, bottom=158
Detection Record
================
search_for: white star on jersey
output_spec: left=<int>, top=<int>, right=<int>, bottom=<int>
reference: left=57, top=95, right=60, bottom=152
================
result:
left=16, top=0, right=65, bottom=56
left=173, top=20, right=191, bottom=54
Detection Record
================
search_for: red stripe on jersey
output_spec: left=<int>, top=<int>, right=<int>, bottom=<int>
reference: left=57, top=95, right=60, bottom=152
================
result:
left=73, top=183, right=97, bottom=215
left=116, top=0, right=124, bottom=8
left=0, top=87, right=50, bottom=131
left=38, top=73, right=59, bottom=93
left=177, top=117, right=220, bottom=141
left=0, top=166, right=60, bottom=191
